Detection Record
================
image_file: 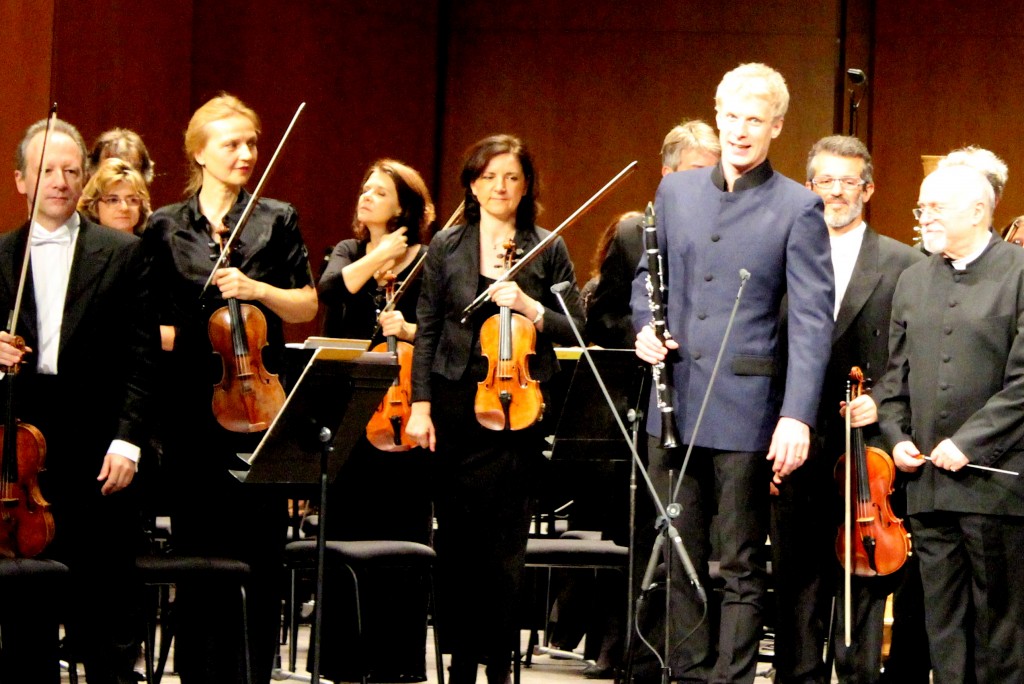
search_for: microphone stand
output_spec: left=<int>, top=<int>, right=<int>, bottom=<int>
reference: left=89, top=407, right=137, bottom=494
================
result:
left=554, top=267, right=750, bottom=684
left=550, top=283, right=706, bottom=684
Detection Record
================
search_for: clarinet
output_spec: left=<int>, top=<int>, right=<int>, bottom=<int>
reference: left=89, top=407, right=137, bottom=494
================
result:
left=643, top=202, right=681, bottom=449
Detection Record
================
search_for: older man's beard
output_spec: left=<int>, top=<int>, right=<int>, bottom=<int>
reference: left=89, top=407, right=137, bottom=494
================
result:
left=824, top=194, right=864, bottom=230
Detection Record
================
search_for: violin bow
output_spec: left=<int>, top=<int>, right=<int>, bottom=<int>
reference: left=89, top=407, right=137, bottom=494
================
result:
left=366, top=201, right=465, bottom=346
left=199, top=102, right=306, bottom=298
left=7, top=103, right=58, bottom=340
left=459, top=159, right=638, bottom=323
left=843, top=379, right=853, bottom=647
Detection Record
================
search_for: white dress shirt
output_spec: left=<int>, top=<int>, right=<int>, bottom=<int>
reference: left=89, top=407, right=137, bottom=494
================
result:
left=30, top=214, right=79, bottom=375
left=829, top=221, right=867, bottom=320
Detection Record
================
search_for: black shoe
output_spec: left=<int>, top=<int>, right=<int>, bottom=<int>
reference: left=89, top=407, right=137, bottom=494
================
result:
left=582, top=663, right=614, bottom=679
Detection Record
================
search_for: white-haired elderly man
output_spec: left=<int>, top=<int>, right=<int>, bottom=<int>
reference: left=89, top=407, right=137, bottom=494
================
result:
left=878, top=164, right=1024, bottom=684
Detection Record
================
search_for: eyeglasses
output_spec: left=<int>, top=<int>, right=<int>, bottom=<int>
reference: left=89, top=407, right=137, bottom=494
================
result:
left=99, top=195, right=142, bottom=207
left=810, top=177, right=866, bottom=190
left=912, top=204, right=945, bottom=221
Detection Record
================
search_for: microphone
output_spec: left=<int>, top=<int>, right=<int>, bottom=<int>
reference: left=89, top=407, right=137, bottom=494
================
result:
left=548, top=282, right=707, bottom=604
left=847, top=68, right=867, bottom=86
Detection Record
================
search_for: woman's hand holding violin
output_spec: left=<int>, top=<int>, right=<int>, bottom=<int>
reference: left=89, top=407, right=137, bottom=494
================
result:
left=488, top=281, right=539, bottom=318
left=213, top=267, right=265, bottom=301
left=379, top=310, right=414, bottom=341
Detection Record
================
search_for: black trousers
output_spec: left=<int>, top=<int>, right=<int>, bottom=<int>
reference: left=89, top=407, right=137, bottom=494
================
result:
left=769, top=452, right=834, bottom=684
left=911, top=511, right=1024, bottom=684
left=633, top=439, right=770, bottom=684
left=431, top=376, right=540, bottom=684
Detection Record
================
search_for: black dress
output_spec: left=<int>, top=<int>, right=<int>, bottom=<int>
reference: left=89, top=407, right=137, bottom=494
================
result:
left=315, top=238, right=433, bottom=681
left=144, top=189, right=314, bottom=684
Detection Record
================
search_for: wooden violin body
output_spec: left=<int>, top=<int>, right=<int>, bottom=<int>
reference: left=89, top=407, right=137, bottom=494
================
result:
left=209, top=298, right=286, bottom=433
left=835, top=443, right=911, bottom=576
left=0, top=420, right=53, bottom=559
left=835, top=367, right=911, bottom=577
left=475, top=240, right=544, bottom=431
left=366, top=336, right=417, bottom=451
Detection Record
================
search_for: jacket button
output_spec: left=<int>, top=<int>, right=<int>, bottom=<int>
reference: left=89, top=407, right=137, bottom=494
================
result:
left=711, top=234, right=721, bottom=242
left=705, top=274, right=713, bottom=282
left=697, top=312, right=707, bottom=320
left=692, top=351, right=702, bottom=360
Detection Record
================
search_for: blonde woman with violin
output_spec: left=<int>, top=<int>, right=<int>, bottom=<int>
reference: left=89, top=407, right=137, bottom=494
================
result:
left=315, top=159, right=436, bottom=681
left=143, top=94, right=317, bottom=684
left=406, top=134, right=584, bottom=684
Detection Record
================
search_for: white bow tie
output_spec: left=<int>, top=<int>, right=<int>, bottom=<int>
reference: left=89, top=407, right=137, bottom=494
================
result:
left=31, top=229, right=71, bottom=247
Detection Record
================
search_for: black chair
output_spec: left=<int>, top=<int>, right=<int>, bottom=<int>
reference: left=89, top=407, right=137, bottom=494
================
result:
left=516, top=535, right=629, bottom=684
left=134, top=554, right=252, bottom=684
left=0, top=558, right=71, bottom=681
left=284, top=538, right=445, bottom=684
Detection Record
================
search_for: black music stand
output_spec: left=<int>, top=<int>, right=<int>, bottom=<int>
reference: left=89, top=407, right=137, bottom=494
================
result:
left=551, top=349, right=648, bottom=462
left=548, top=349, right=649, bottom=669
left=235, top=347, right=396, bottom=684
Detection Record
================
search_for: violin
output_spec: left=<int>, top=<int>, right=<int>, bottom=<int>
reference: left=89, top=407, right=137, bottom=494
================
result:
left=365, top=272, right=416, bottom=451
left=0, top=339, right=54, bottom=558
left=834, top=366, right=911, bottom=577
left=475, top=240, right=544, bottom=431
left=208, top=239, right=287, bottom=433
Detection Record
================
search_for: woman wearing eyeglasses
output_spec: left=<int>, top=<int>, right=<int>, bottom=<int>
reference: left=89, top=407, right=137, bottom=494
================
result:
left=78, top=157, right=152, bottom=234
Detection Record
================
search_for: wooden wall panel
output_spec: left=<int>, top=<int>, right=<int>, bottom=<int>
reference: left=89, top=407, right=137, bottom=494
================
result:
left=871, top=1, right=1024, bottom=244
left=191, top=0, right=440, bottom=339
left=46, top=1, right=195, bottom=211
left=439, top=1, right=840, bottom=282
left=0, top=0, right=55, bottom=226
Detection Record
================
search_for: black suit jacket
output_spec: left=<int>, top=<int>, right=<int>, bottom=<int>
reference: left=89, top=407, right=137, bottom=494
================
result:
left=819, top=227, right=924, bottom=454
left=0, top=216, right=155, bottom=477
left=878, top=234, right=1024, bottom=515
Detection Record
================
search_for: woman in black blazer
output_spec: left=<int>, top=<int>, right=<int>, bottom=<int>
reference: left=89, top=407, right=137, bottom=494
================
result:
left=407, top=134, right=584, bottom=684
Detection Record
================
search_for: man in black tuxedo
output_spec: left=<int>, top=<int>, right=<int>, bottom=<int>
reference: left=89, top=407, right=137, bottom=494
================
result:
left=770, top=136, right=925, bottom=684
left=878, top=164, right=1024, bottom=684
left=0, top=118, right=155, bottom=683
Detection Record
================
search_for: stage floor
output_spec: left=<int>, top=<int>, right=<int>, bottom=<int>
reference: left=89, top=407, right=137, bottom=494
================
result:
left=60, top=625, right=795, bottom=683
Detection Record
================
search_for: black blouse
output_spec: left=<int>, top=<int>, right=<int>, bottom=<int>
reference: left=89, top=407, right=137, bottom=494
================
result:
left=318, top=239, right=424, bottom=344
left=144, top=189, right=314, bottom=405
